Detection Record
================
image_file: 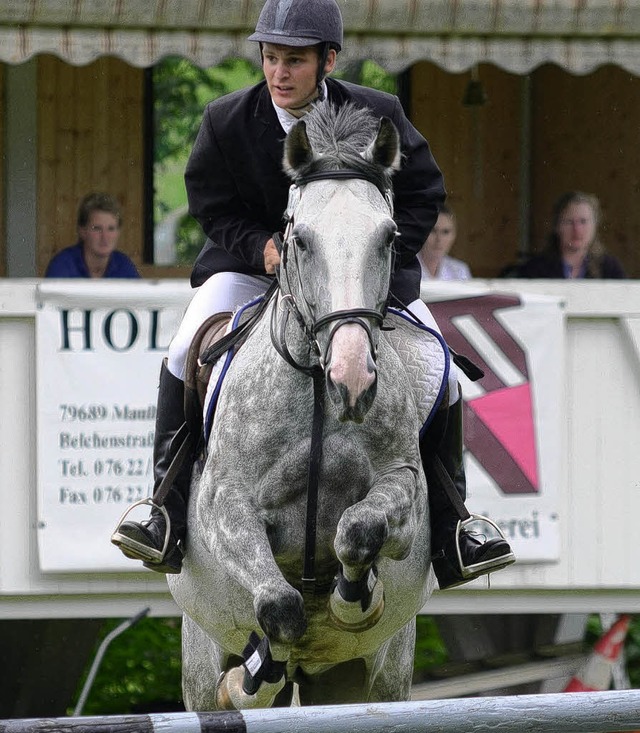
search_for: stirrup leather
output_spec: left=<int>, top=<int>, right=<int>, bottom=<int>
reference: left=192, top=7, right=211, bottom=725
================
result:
left=456, top=513, right=515, bottom=579
left=110, top=498, right=172, bottom=564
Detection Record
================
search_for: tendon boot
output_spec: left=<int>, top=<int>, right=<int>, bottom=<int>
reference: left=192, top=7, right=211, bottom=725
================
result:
left=422, top=394, right=515, bottom=590
left=111, top=359, right=191, bottom=574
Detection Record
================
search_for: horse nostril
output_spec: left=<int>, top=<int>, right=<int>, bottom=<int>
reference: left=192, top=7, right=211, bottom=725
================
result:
left=326, top=367, right=378, bottom=423
left=367, top=352, right=377, bottom=373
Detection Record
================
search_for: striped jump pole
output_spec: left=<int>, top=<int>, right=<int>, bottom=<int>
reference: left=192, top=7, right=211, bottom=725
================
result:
left=2, top=690, right=640, bottom=733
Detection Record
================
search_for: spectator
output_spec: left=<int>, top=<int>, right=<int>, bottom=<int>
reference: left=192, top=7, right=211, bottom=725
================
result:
left=45, top=192, right=140, bottom=278
left=516, top=191, right=626, bottom=279
left=418, top=205, right=471, bottom=280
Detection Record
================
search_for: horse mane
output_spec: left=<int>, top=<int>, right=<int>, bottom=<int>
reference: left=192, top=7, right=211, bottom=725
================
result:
left=288, top=101, right=396, bottom=193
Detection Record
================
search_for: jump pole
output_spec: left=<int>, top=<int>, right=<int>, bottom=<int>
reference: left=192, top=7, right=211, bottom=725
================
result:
left=2, top=690, right=640, bottom=733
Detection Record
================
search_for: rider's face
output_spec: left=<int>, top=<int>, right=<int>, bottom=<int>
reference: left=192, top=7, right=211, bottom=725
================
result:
left=262, top=43, right=336, bottom=110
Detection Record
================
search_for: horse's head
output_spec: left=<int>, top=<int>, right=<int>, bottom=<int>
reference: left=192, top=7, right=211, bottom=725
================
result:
left=280, top=102, right=400, bottom=423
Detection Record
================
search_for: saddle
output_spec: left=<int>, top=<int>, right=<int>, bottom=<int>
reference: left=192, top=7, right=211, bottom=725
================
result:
left=183, top=295, right=270, bottom=445
left=184, top=311, right=233, bottom=445
left=150, top=303, right=263, bottom=509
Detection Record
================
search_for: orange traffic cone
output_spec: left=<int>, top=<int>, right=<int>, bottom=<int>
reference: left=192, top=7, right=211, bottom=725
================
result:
left=563, top=614, right=631, bottom=693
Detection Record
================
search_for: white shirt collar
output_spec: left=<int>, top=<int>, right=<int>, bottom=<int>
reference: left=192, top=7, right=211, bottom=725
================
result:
left=272, top=80, right=328, bottom=133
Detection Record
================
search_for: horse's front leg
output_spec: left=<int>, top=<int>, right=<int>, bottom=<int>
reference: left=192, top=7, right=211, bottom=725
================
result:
left=211, top=498, right=306, bottom=637
left=198, top=475, right=305, bottom=709
left=330, top=461, right=424, bottom=631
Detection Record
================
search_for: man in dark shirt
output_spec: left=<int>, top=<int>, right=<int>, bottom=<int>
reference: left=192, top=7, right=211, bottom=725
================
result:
left=45, top=192, right=140, bottom=279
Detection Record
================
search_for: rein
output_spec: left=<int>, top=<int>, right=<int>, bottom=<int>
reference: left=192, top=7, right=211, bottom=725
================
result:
left=272, top=169, right=393, bottom=597
left=302, top=368, right=326, bottom=596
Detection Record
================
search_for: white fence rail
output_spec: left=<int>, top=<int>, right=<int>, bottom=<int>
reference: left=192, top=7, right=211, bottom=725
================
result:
left=2, top=690, right=640, bottom=733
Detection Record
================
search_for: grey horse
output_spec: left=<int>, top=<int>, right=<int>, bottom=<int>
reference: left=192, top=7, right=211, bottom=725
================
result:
left=167, top=102, right=448, bottom=710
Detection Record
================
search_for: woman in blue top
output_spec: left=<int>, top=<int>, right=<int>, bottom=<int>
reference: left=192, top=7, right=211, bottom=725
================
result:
left=45, top=192, right=140, bottom=279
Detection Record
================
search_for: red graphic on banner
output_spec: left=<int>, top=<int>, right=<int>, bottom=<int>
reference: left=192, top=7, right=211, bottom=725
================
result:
left=429, top=295, right=539, bottom=495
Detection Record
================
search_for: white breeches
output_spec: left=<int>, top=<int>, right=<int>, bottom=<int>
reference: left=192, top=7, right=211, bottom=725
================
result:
left=167, top=272, right=272, bottom=380
left=167, top=272, right=458, bottom=405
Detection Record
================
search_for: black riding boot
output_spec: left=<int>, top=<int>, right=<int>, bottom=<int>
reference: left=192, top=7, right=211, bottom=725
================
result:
left=111, top=359, right=190, bottom=574
left=422, top=394, right=515, bottom=590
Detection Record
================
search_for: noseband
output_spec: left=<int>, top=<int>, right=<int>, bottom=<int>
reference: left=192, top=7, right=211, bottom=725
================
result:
left=271, top=169, right=394, bottom=376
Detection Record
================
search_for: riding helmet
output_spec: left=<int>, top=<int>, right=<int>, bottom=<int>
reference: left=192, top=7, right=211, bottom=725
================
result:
left=248, top=0, right=343, bottom=51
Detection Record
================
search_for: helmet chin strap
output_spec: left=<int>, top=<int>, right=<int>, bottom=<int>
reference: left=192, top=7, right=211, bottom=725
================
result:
left=284, top=83, right=324, bottom=118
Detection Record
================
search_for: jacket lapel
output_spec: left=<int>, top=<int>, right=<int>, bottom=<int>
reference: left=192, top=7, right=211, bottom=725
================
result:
left=252, top=83, right=287, bottom=167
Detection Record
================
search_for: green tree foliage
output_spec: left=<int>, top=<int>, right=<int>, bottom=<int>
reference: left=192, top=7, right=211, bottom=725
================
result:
left=626, top=618, right=640, bottom=687
left=339, top=59, right=397, bottom=95
left=71, top=617, right=183, bottom=715
left=153, top=60, right=218, bottom=165
left=414, top=615, right=449, bottom=674
left=154, top=57, right=263, bottom=168
left=362, top=60, right=397, bottom=94
left=153, top=57, right=263, bottom=264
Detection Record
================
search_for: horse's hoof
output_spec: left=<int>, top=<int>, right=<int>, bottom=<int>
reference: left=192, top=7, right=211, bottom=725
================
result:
left=215, top=669, right=239, bottom=711
left=328, top=575, right=385, bottom=632
left=254, top=585, right=306, bottom=644
left=216, top=666, right=286, bottom=711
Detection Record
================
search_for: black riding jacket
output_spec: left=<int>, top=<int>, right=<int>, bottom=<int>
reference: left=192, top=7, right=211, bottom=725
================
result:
left=185, top=77, right=446, bottom=305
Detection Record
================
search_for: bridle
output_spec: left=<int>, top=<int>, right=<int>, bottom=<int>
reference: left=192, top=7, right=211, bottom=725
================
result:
left=270, top=168, right=395, bottom=378
left=269, top=167, right=395, bottom=597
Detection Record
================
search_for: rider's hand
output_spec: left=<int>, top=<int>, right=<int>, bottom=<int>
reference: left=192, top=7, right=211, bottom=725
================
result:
left=263, top=237, right=281, bottom=274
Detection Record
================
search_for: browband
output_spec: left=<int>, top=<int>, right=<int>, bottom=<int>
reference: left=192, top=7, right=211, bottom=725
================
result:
left=295, top=168, right=388, bottom=200
left=293, top=169, right=393, bottom=216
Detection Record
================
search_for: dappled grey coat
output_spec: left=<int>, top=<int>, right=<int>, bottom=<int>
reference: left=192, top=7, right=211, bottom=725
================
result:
left=185, top=77, right=445, bottom=305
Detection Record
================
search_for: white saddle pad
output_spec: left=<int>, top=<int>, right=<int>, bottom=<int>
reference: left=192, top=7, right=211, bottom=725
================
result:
left=203, top=304, right=450, bottom=440
left=383, top=309, right=450, bottom=431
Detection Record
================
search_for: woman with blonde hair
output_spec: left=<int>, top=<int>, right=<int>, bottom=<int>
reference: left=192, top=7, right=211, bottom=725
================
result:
left=518, top=191, right=626, bottom=279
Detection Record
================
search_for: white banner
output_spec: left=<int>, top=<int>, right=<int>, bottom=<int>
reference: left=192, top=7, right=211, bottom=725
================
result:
left=423, top=281, right=565, bottom=563
left=36, top=281, right=192, bottom=572
left=35, top=280, right=563, bottom=572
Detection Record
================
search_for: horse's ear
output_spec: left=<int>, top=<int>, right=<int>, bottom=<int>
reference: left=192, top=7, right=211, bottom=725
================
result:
left=284, top=120, right=314, bottom=176
left=365, top=117, right=401, bottom=171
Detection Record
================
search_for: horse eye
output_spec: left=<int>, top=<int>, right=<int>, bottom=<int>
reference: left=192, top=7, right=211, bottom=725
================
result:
left=384, top=225, right=398, bottom=248
left=293, top=234, right=307, bottom=251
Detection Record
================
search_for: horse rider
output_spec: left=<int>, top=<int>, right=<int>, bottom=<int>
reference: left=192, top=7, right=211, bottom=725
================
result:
left=111, top=0, right=515, bottom=590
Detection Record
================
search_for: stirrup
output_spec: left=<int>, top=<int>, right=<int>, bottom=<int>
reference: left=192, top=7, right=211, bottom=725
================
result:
left=110, top=498, right=172, bottom=564
left=456, top=513, right=515, bottom=579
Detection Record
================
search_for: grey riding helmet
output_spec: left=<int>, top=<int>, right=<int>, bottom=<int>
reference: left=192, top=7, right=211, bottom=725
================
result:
left=248, top=0, right=343, bottom=51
